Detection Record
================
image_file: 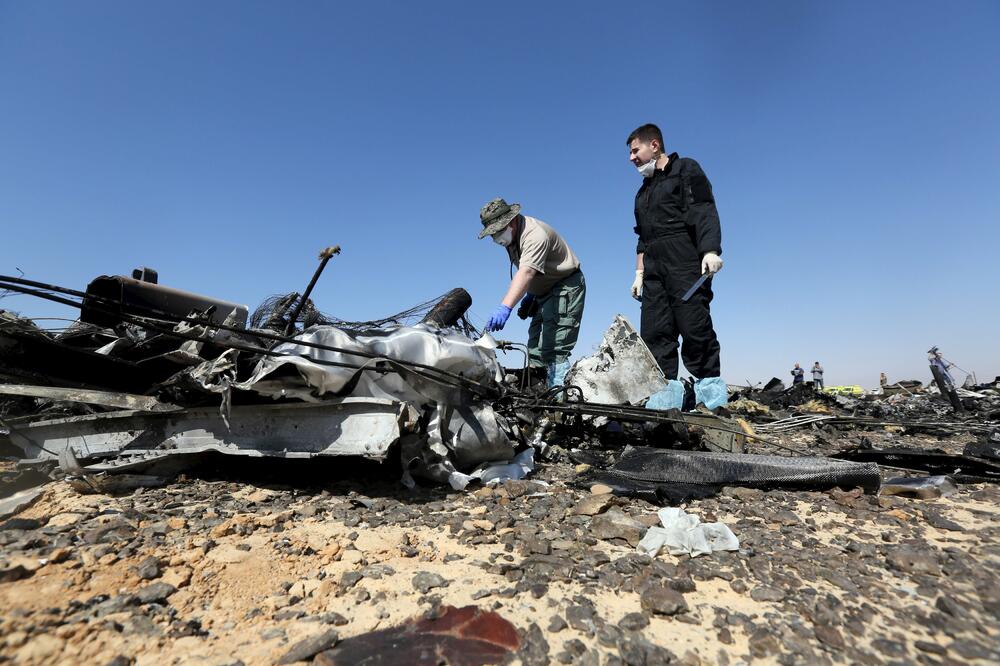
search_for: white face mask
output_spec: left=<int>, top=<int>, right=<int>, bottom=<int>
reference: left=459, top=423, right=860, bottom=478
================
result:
left=636, top=158, right=657, bottom=178
left=492, top=227, right=514, bottom=247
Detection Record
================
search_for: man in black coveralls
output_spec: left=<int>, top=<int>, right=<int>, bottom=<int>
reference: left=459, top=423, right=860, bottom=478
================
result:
left=627, top=123, right=727, bottom=410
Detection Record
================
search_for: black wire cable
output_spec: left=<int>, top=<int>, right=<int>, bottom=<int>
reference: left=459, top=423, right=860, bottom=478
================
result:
left=0, top=280, right=499, bottom=399
left=0, top=277, right=499, bottom=397
left=0, top=275, right=484, bottom=389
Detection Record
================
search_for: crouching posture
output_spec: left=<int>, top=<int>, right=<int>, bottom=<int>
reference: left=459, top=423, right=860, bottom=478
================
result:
left=479, top=197, right=585, bottom=388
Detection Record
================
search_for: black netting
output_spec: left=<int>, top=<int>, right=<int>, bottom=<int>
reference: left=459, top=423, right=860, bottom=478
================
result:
left=248, top=288, right=477, bottom=337
left=591, top=446, right=882, bottom=494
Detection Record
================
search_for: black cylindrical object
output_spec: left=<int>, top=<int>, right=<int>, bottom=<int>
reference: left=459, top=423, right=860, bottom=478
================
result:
left=421, top=288, right=472, bottom=328
left=81, top=275, right=248, bottom=329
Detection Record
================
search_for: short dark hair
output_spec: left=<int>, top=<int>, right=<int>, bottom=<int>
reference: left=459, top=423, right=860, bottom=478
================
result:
left=626, top=123, right=664, bottom=147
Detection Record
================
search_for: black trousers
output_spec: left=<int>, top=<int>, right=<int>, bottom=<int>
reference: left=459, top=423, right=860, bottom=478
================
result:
left=640, top=238, right=721, bottom=380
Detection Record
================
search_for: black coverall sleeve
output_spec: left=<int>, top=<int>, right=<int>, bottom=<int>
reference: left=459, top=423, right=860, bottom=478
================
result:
left=634, top=215, right=646, bottom=255
left=683, top=159, right=723, bottom=256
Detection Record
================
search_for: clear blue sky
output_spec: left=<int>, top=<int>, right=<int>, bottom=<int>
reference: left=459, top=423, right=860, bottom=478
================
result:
left=2, top=1, right=998, bottom=388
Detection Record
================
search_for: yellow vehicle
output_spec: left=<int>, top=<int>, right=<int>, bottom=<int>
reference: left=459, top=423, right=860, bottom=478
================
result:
left=822, top=385, right=864, bottom=396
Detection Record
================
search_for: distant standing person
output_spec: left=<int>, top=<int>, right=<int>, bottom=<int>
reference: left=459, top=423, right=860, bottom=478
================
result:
left=812, top=362, right=824, bottom=389
left=791, top=363, right=805, bottom=384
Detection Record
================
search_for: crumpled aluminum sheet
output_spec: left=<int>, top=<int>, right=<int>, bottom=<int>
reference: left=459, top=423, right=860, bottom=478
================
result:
left=235, top=324, right=515, bottom=481
left=237, top=324, right=502, bottom=405
left=566, top=315, right=667, bottom=406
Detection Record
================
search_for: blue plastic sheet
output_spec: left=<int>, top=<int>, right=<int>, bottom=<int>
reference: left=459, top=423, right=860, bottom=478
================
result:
left=694, top=377, right=729, bottom=410
left=646, top=379, right=685, bottom=410
left=548, top=360, right=571, bottom=388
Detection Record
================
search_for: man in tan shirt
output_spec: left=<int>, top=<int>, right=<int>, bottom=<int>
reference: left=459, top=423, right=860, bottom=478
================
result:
left=478, top=197, right=586, bottom=388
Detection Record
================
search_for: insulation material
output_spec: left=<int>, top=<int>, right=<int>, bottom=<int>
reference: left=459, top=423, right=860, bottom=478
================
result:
left=603, top=446, right=882, bottom=494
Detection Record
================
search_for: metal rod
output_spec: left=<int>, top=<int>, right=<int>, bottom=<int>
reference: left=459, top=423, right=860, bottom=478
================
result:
left=284, top=246, right=341, bottom=336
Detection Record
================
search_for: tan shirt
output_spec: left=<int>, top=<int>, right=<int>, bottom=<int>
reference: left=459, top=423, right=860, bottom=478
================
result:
left=506, top=215, right=581, bottom=296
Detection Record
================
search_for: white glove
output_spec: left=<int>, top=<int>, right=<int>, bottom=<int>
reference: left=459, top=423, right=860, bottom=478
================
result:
left=631, top=270, right=643, bottom=301
left=701, top=252, right=723, bottom=275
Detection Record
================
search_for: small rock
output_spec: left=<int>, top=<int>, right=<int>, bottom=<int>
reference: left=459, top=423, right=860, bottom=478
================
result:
left=886, top=547, right=941, bottom=577
left=921, top=510, right=963, bottom=532
left=640, top=585, right=688, bottom=616
left=934, top=595, right=964, bottom=617
left=47, top=548, right=71, bottom=564
left=565, top=605, right=597, bottom=635
left=277, top=629, right=339, bottom=664
left=914, top=640, right=946, bottom=655
left=558, top=638, right=588, bottom=663
left=725, top=487, right=764, bottom=501
left=94, top=594, right=139, bottom=616
left=949, top=639, right=997, bottom=660
left=618, top=612, right=649, bottom=631
left=412, top=571, right=448, bottom=594
left=317, top=612, right=349, bottom=626
left=813, top=624, right=845, bottom=650
left=748, top=628, right=781, bottom=658
left=1, top=517, right=44, bottom=530
left=590, top=509, right=645, bottom=546
left=548, top=615, right=567, bottom=632
left=135, top=556, right=162, bottom=580
left=135, top=582, right=177, bottom=605
left=572, top=495, right=612, bottom=516
left=162, top=566, right=193, bottom=589
left=0, top=563, right=34, bottom=583
left=749, top=586, right=786, bottom=603
left=618, top=636, right=676, bottom=666
left=524, top=538, right=551, bottom=555
left=260, top=627, right=286, bottom=641
left=590, top=484, right=613, bottom=495
left=519, top=622, right=549, bottom=666
left=871, top=638, right=907, bottom=658
left=338, top=571, right=363, bottom=594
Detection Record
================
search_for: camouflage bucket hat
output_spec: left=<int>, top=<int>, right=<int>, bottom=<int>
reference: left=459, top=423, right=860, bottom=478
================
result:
left=478, top=197, right=521, bottom=239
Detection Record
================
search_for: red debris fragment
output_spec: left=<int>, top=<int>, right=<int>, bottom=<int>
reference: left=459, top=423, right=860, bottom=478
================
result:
left=315, top=605, right=521, bottom=666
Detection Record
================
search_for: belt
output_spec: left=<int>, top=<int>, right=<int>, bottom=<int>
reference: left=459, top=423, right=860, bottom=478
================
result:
left=636, top=224, right=688, bottom=245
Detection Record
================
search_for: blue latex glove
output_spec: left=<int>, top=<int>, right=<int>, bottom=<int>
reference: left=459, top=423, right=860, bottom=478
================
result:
left=486, top=304, right=513, bottom=332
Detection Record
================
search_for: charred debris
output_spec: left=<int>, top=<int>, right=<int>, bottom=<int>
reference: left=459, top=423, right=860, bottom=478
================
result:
left=1, top=263, right=998, bottom=502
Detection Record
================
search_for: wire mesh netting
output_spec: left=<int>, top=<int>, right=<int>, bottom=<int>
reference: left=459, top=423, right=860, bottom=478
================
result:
left=248, top=288, right=478, bottom=337
left=609, top=446, right=882, bottom=492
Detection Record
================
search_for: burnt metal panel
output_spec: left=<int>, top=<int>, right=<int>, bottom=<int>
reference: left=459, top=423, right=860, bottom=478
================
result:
left=11, top=398, right=406, bottom=465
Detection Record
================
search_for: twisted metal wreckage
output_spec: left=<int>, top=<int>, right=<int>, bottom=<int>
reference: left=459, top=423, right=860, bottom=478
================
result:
left=1, top=255, right=997, bottom=499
